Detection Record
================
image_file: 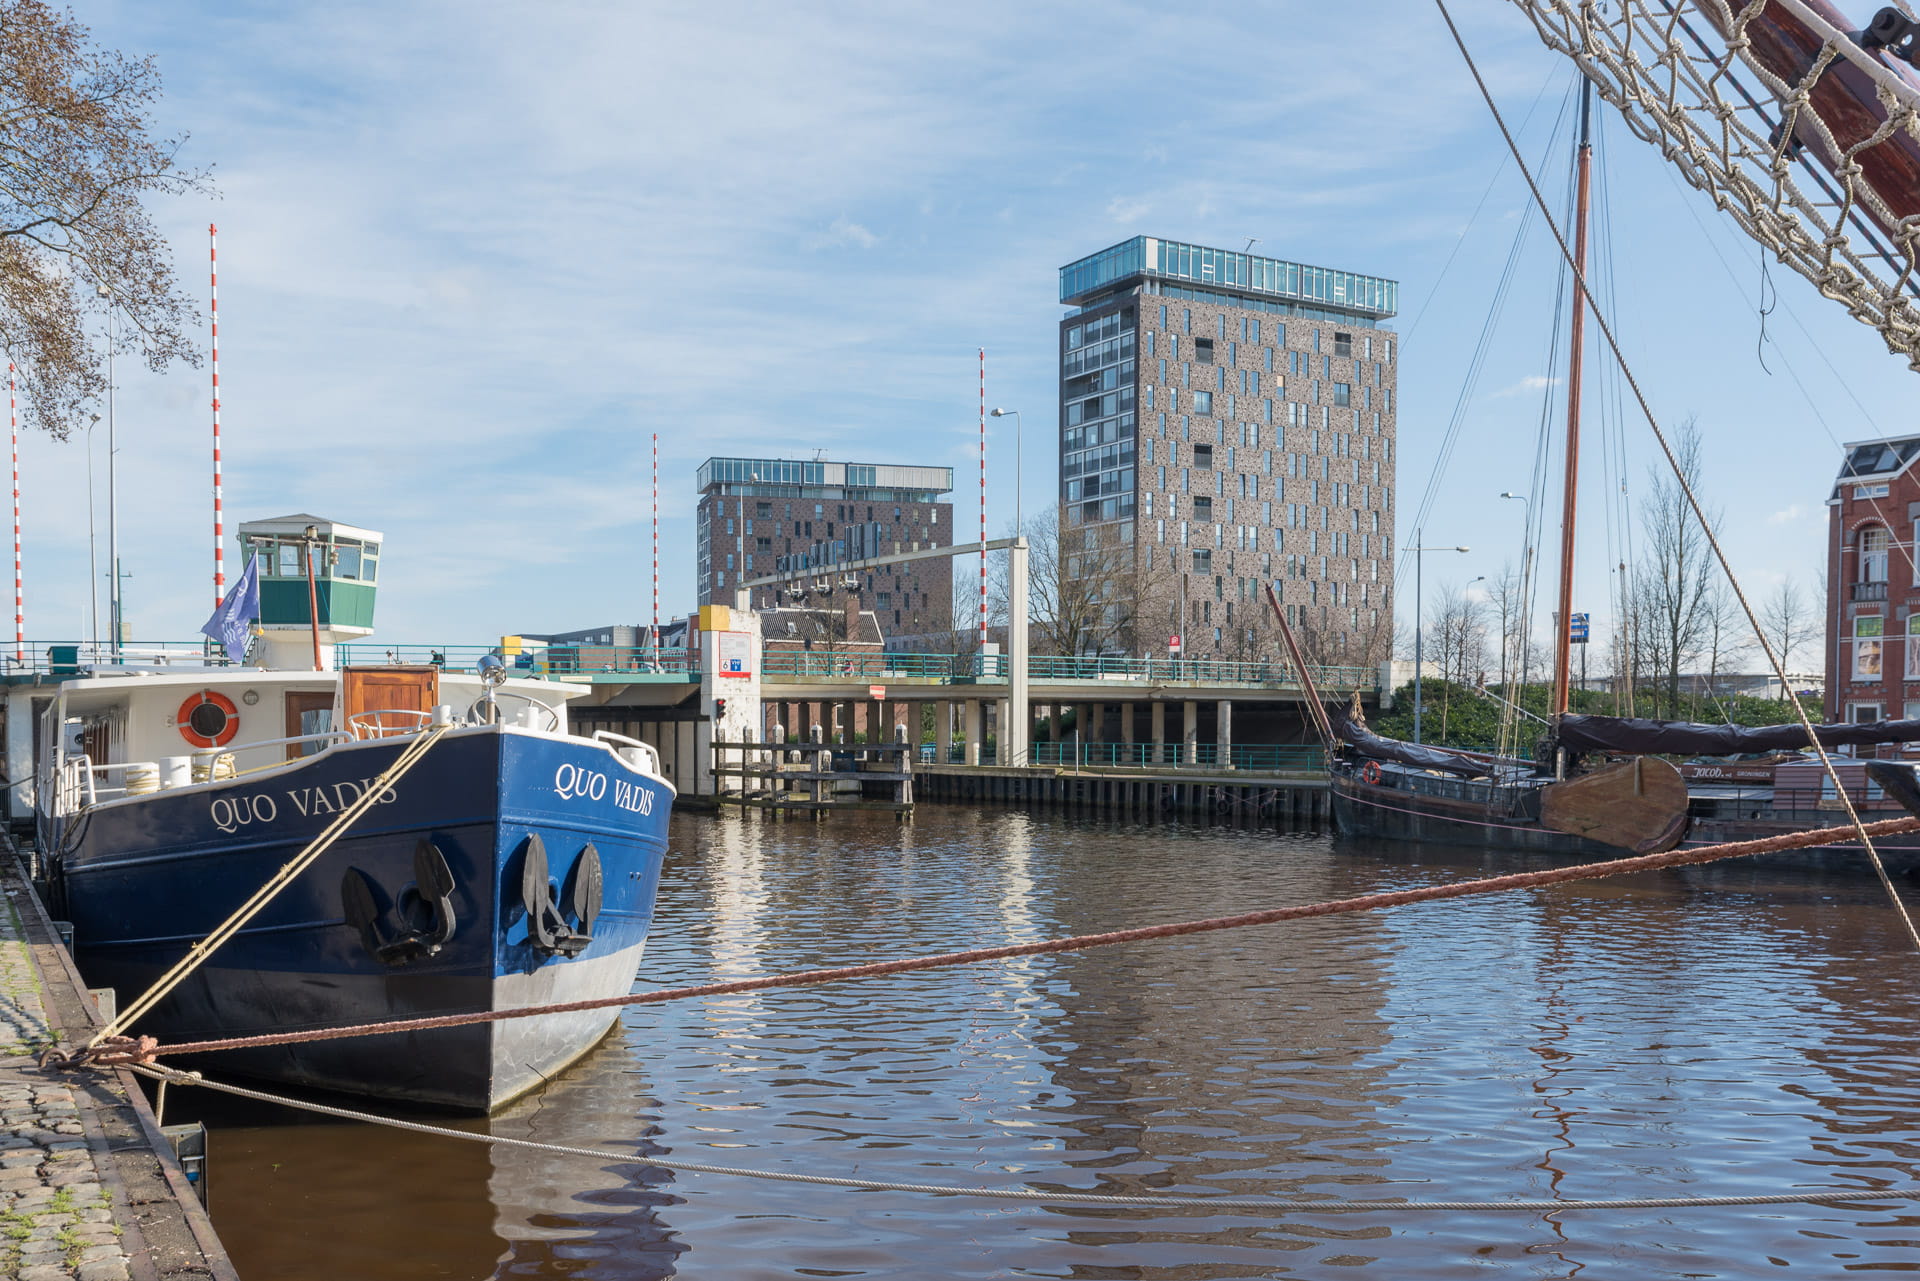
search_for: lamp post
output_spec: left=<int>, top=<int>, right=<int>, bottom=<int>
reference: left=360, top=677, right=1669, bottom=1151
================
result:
left=1409, top=529, right=1469, bottom=744
left=991, top=408, right=1021, bottom=532
left=97, top=284, right=121, bottom=658
left=85, top=414, right=100, bottom=657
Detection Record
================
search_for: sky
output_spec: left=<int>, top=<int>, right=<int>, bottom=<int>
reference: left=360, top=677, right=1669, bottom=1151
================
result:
left=19, top=0, right=1914, bottom=665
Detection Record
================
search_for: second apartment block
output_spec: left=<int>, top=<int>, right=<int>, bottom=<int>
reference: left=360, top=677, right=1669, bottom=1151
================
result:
left=695, top=457, right=955, bottom=647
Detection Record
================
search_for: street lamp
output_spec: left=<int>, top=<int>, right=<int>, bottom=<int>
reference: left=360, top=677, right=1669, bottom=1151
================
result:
left=991, top=408, right=1021, bottom=532
left=1408, top=530, right=1469, bottom=744
left=85, top=414, right=100, bottom=656
left=97, top=283, right=120, bottom=658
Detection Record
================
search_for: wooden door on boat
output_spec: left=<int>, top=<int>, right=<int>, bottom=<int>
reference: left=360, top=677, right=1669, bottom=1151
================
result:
left=284, top=691, right=336, bottom=759
left=341, top=666, right=440, bottom=739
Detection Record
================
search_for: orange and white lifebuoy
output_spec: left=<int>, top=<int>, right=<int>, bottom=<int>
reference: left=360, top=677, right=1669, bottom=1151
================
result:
left=176, top=690, right=240, bottom=749
left=1360, top=760, right=1383, bottom=786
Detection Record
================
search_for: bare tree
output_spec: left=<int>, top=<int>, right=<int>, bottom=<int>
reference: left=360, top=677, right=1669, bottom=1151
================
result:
left=1485, top=561, right=1527, bottom=692
left=1634, top=419, right=1717, bottom=718
left=993, top=506, right=1133, bottom=657
left=1759, top=578, right=1814, bottom=674
left=1428, top=581, right=1489, bottom=687
left=1694, top=580, right=1750, bottom=719
left=0, top=1, right=209, bottom=438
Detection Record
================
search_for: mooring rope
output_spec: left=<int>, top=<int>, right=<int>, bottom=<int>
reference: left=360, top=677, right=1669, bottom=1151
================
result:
left=82, top=723, right=452, bottom=1050
left=126, top=1063, right=1920, bottom=1215
left=81, top=813, right=1920, bottom=1067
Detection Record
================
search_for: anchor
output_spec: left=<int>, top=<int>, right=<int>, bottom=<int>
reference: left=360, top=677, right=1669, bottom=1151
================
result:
left=340, top=839, right=460, bottom=966
left=519, top=834, right=602, bottom=959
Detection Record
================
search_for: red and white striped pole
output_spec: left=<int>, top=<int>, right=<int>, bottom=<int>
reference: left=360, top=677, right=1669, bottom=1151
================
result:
left=651, top=432, right=659, bottom=661
left=978, top=347, right=987, bottom=650
left=9, top=363, right=19, bottom=664
left=210, top=224, right=224, bottom=608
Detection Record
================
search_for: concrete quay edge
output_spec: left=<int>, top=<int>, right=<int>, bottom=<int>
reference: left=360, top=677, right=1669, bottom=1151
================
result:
left=2, top=850, right=237, bottom=1281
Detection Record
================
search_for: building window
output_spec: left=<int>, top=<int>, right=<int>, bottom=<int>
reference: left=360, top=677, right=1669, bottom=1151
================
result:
left=1857, top=483, right=1890, bottom=498
left=1193, top=390, right=1213, bottom=415
left=1862, top=525, right=1891, bottom=582
left=1193, top=444, right=1213, bottom=469
left=1193, top=496, right=1213, bottom=521
left=1856, top=615, right=1885, bottom=680
left=1908, top=617, right=1920, bottom=683
left=1333, top=382, right=1351, bottom=407
left=1334, top=332, right=1353, bottom=358
left=1193, top=549, right=1212, bottom=573
left=1195, top=338, right=1215, bottom=364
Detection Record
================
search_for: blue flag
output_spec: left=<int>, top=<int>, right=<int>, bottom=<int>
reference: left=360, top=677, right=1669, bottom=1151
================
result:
left=200, top=553, right=260, bottom=663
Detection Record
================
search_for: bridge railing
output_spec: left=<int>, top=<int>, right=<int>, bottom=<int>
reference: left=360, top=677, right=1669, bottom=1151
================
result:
left=1026, top=655, right=1374, bottom=688
left=337, top=644, right=693, bottom=676
left=1029, top=741, right=1325, bottom=771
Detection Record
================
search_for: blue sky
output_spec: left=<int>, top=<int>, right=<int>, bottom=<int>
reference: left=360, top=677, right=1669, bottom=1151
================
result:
left=22, top=1, right=1911, bottom=661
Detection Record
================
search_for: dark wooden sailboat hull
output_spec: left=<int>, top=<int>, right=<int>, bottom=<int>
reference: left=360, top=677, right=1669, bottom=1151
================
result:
left=1331, top=768, right=1920, bottom=871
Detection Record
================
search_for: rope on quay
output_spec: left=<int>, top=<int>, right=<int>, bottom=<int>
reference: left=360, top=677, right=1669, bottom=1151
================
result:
left=81, top=813, right=1920, bottom=1068
left=128, top=1064, right=1920, bottom=1215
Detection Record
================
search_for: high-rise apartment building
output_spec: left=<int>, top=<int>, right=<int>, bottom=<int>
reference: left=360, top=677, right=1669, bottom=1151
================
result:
left=695, top=457, right=955, bottom=646
left=1057, top=236, right=1400, bottom=661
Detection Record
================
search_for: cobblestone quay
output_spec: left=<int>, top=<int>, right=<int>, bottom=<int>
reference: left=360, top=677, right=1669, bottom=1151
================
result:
left=2, top=853, right=234, bottom=1281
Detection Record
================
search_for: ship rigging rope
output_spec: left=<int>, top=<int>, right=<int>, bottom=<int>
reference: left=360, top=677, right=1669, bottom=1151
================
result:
left=125, top=1062, right=1920, bottom=1215
left=74, top=813, right=1920, bottom=1067
left=1502, top=0, right=1920, bottom=366
left=82, top=722, right=453, bottom=1050
left=1436, top=0, right=1920, bottom=954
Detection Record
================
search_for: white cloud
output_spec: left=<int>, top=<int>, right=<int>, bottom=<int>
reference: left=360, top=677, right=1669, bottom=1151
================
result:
left=811, top=216, right=879, bottom=250
left=1768, top=504, right=1807, bottom=525
left=1493, top=375, right=1563, bottom=398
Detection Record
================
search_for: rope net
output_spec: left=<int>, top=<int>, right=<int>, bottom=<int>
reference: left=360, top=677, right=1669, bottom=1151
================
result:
left=1506, top=0, right=1920, bottom=367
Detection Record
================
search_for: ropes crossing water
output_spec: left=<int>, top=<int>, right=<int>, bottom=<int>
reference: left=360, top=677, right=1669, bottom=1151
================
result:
left=126, top=1063, right=1920, bottom=1215
left=79, top=812, right=1920, bottom=1067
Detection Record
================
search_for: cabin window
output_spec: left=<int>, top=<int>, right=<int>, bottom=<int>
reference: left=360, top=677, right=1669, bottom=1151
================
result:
left=277, top=543, right=302, bottom=578
left=1855, top=615, right=1885, bottom=681
left=1861, top=526, right=1890, bottom=582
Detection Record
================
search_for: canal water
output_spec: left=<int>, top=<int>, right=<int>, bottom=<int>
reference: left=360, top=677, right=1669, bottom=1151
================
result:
left=179, top=808, right=1920, bottom=1278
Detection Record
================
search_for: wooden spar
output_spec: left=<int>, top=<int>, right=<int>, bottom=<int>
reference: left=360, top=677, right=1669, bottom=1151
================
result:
left=1263, top=582, right=1335, bottom=748
left=1552, top=79, right=1594, bottom=719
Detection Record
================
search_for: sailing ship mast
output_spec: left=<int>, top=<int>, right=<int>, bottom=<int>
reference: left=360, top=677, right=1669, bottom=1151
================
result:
left=1551, top=79, right=1594, bottom=719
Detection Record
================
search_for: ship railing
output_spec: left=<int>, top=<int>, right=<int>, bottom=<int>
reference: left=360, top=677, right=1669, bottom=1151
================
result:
left=348, top=709, right=435, bottom=740
left=591, top=729, right=663, bottom=778
left=191, top=731, right=355, bottom=775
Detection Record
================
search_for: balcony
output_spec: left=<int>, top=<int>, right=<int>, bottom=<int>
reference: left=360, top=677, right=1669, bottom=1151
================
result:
left=1852, top=580, right=1889, bottom=602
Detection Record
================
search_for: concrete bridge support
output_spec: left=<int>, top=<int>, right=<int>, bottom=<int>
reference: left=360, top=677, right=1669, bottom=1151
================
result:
left=1120, top=703, right=1136, bottom=753
left=1183, top=701, right=1199, bottom=763
left=936, top=699, right=953, bottom=763
left=1217, top=699, right=1233, bottom=769
left=1151, top=701, right=1168, bottom=763
left=965, top=699, right=984, bottom=766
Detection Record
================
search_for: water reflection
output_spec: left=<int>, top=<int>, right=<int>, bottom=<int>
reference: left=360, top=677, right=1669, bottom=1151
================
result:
left=184, top=809, right=1920, bottom=1278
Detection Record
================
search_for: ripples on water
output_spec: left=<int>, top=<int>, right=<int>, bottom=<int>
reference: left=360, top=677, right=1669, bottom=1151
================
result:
left=190, top=808, right=1920, bottom=1278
